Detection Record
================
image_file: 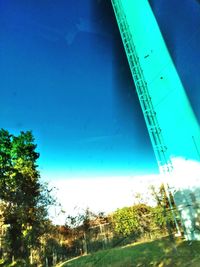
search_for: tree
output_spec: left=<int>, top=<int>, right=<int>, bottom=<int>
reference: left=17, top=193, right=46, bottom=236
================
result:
left=150, top=184, right=179, bottom=232
left=65, top=209, right=109, bottom=255
left=0, top=129, right=54, bottom=264
left=65, top=208, right=94, bottom=255
left=111, top=204, right=152, bottom=240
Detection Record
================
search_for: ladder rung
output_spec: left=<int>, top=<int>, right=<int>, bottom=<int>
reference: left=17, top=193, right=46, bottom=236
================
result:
left=155, top=145, right=167, bottom=152
left=143, top=109, right=155, bottom=114
left=149, top=126, right=161, bottom=132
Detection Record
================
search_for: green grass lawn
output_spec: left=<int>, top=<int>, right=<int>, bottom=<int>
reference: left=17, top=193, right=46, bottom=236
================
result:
left=58, top=237, right=200, bottom=267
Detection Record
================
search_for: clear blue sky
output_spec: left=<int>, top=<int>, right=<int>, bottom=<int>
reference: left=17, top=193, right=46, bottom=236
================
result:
left=0, top=0, right=199, bottom=179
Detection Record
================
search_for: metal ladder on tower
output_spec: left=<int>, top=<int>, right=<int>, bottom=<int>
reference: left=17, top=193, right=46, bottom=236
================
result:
left=111, top=0, right=172, bottom=176
left=111, top=0, right=181, bottom=235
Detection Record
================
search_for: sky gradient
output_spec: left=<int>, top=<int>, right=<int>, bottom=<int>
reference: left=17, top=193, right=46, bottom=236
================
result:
left=0, top=0, right=200, bottom=180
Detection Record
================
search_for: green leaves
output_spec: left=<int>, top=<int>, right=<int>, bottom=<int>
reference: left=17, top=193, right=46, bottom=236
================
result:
left=111, top=204, right=152, bottom=237
left=0, top=130, right=39, bottom=205
left=0, top=129, right=54, bottom=263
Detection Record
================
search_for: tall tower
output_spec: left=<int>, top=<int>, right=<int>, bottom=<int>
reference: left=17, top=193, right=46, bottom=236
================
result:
left=111, top=0, right=200, bottom=240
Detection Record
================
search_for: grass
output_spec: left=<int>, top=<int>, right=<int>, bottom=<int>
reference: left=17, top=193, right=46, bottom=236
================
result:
left=58, top=237, right=200, bottom=267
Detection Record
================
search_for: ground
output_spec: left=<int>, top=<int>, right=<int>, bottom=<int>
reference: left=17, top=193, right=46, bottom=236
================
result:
left=57, top=237, right=200, bottom=267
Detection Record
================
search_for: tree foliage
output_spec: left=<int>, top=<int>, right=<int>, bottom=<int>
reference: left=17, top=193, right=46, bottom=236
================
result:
left=0, top=129, right=54, bottom=263
left=111, top=204, right=152, bottom=238
left=150, top=184, right=179, bottom=231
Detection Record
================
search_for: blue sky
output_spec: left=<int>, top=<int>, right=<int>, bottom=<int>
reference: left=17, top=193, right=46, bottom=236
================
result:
left=0, top=0, right=199, bottom=180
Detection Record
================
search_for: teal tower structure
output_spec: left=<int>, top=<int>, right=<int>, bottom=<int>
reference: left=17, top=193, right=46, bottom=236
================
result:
left=111, top=0, right=200, bottom=240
